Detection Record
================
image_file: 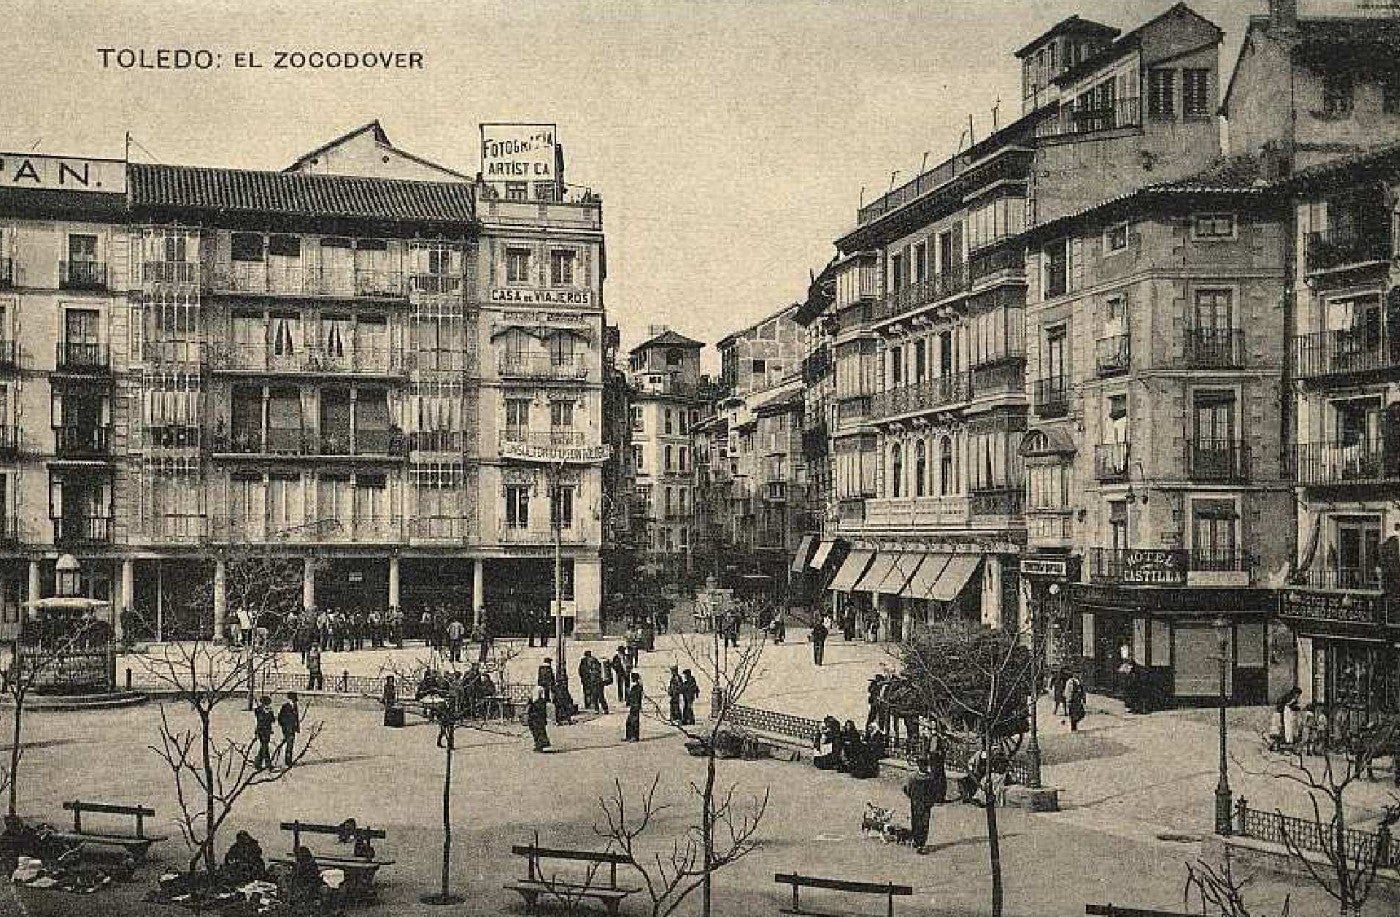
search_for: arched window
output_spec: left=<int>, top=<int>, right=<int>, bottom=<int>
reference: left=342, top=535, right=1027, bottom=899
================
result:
left=939, top=437, right=956, bottom=496
left=890, top=444, right=904, bottom=498
left=915, top=440, right=928, bottom=497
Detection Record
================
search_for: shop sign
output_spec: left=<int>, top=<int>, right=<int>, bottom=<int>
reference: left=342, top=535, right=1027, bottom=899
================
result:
left=0, top=153, right=126, bottom=193
left=1121, top=549, right=1188, bottom=585
left=1188, top=570, right=1250, bottom=588
left=490, top=288, right=593, bottom=306
left=480, top=122, right=557, bottom=184
left=500, top=441, right=612, bottom=464
left=1022, top=558, right=1068, bottom=578
left=1281, top=589, right=1381, bottom=624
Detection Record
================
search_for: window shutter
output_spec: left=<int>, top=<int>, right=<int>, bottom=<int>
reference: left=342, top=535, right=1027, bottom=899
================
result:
left=49, top=478, right=62, bottom=519
left=51, top=390, right=63, bottom=428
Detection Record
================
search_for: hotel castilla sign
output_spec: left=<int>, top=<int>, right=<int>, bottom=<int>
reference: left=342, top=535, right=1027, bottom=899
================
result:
left=500, top=442, right=612, bottom=464
left=0, top=154, right=127, bottom=193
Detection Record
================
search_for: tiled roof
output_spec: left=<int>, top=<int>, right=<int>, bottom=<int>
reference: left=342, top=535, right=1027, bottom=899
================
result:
left=632, top=329, right=704, bottom=352
left=128, top=162, right=476, bottom=225
left=1286, top=140, right=1400, bottom=187
left=1015, top=14, right=1120, bottom=59
left=284, top=119, right=471, bottom=181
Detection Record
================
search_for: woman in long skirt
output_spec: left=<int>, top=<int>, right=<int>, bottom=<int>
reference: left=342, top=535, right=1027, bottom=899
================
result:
left=527, top=687, right=551, bottom=752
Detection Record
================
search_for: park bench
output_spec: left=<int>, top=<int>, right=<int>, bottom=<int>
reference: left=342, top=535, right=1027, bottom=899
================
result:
left=774, top=872, right=914, bottom=917
left=505, top=840, right=639, bottom=915
left=269, top=820, right=394, bottom=900
left=50, top=801, right=166, bottom=861
left=1086, top=907, right=1192, bottom=917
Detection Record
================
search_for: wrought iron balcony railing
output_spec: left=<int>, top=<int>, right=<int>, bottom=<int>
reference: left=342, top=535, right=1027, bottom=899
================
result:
left=1291, top=441, right=1400, bottom=486
left=1032, top=376, right=1071, bottom=418
left=1095, top=334, right=1130, bottom=376
left=1293, top=330, right=1400, bottom=380
left=56, top=342, right=110, bottom=372
left=499, top=428, right=586, bottom=448
left=1094, top=443, right=1130, bottom=482
left=1036, top=98, right=1142, bottom=139
left=54, top=515, right=112, bottom=546
left=54, top=426, right=111, bottom=459
left=1305, top=223, right=1393, bottom=274
left=1187, top=439, right=1250, bottom=482
left=970, top=487, right=1023, bottom=517
left=871, top=372, right=972, bottom=420
left=1185, top=328, right=1244, bottom=369
left=60, top=261, right=107, bottom=291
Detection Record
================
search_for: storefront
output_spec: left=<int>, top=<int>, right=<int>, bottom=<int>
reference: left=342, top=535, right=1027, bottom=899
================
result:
left=1020, top=554, right=1080, bottom=667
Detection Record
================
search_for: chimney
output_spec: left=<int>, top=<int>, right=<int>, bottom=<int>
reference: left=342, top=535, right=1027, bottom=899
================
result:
left=648, top=324, right=670, bottom=338
left=1269, top=0, right=1298, bottom=32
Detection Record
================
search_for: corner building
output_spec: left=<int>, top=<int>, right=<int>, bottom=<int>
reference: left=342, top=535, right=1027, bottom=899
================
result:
left=0, top=120, right=607, bottom=642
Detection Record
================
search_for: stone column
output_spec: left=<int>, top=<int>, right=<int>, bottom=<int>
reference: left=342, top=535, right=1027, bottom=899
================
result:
left=472, top=557, right=485, bottom=624
left=302, top=558, right=315, bottom=612
left=212, top=559, right=227, bottom=643
left=26, top=560, right=39, bottom=609
left=573, top=555, right=603, bottom=639
left=388, top=555, right=400, bottom=611
left=117, top=558, right=134, bottom=641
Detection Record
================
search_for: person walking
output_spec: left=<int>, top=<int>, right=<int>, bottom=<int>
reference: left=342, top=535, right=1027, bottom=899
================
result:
left=903, top=756, right=942, bottom=853
left=419, top=608, right=433, bottom=646
left=610, top=646, right=629, bottom=704
left=680, top=668, right=699, bottom=726
left=811, top=614, right=828, bottom=667
left=553, top=666, right=575, bottom=726
left=527, top=609, right=539, bottom=648
left=1065, top=671, right=1087, bottom=732
left=537, top=657, right=555, bottom=705
left=624, top=673, right=643, bottom=742
left=277, top=692, right=301, bottom=768
left=305, top=643, right=324, bottom=691
left=446, top=618, right=466, bottom=663
left=526, top=686, right=551, bottom=752
left=666, top=666, right=683, bottom=724
left=476, top=611, right=492, bottom=664
left=253, top=696, right=275, bottom=771
left=1050, top=666, right=1069, bottom=716
left=538, top=607, right=552, bottom=648
left=578, top=651, right=598, bottom=713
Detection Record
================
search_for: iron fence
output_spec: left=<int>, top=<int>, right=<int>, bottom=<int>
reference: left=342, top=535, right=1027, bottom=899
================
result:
left=1236, top=799, right=1396, bottom=868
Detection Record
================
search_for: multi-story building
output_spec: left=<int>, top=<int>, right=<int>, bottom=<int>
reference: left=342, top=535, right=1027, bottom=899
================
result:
left=1278, top=144, right=1400, bottom=718
left=1020, top=166, right=1293, bottom=706
left=626, top=328, right=704, bottom=578
left=0, top=119, right=609, bottom=642
left=1223, top=0, right=1400, bottom=172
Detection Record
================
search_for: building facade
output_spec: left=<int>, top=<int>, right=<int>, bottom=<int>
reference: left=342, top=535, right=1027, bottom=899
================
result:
left=0, top=120, right=609, bottom=642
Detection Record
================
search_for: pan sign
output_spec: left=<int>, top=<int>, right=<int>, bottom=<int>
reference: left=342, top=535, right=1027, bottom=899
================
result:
left=0, top=154, right=126, bottom=194
left=480, top=123, right=558, bottom=187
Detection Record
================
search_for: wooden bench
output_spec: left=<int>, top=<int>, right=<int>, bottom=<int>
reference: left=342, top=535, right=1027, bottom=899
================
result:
left=1086, top=907, right=1193, bottom=917
left=505, top=841, right=639, bottom=915
left=269, top=820, right=394, bottom=899
left=774, top=873, right=914, bottom=917
left=50, top=801, right=166, bottom=861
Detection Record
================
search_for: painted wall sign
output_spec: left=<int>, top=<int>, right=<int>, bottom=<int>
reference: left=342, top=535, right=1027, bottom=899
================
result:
left=500, top=441, right=612, bottom=464
left=1120, top=549, right=1188, bottom=586
left=490, top=288, right=593, bottom=306
left=1022, top=558, right=1069, bottom=578
left=480, top=123, right=558, bottom=184
left=0, top=154, right=126, bottom=193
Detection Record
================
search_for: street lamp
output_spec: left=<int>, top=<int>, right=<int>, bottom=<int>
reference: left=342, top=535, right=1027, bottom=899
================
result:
left=1025, top=582, right=1055, bottom=790
left=1213, top=613, right=1233, bottom=836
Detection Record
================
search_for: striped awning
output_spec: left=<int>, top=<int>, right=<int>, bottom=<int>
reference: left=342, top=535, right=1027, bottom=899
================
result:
left=809, top=539, right=836, bottom=569
left=790, top=535, right=816, bottom=573
left=930, top=554, right=983, bottom=603
left=853, top=553, right=898, bottom=593
left=873, top=552, right=924, bottom=596
left=900, top=553, right=951, bottom=600
left=829, top=550, right=874, bottom=593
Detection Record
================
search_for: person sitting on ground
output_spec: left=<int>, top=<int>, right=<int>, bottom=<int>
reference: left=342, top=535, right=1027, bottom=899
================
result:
left=839, top=719, right=865, bottom=774
left=223, top=830, right=266, bottom=883
left=850, top=722, right=886, bottom=779
left=812, top=716, right=842, bottom=770
left=287, top=845, right=327, bottom=908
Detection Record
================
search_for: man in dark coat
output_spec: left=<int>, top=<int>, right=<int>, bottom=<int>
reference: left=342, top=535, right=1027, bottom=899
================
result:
left=537, top=658, right=555, bottom=704
left=253, top=696, right=275, bottom=771
left=553, top=666, right=575, bottom=726
left=579, top=651, right=603, bottom=713
left=811, top=615, right=828, bottom=667
left=680, top=669, right=699, bottom=726
left=624, top=673, right=643, bottom=742
left=904, top=755, right=944, bottom=852
left=610, top=646, right=630, bottom=703
left=666, top=666, right=683, bottom=724
left=277, top=692, right=300, bottom=768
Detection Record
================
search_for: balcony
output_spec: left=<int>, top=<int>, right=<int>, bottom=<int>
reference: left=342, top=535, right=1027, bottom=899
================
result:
left=836, top=396, right=872, bottom=426
left=1035, top=98, right=1142, bottom=140
left=144, top=424, right=201, bottom=450
left=1032, top=376, right=1071, bottom=418
left=765, top=481, right=787, bottom=502
left=1187, top=439, right=1250, bottom=482
left=498, top=353, right=588, bottom=381
left=498, top=524, right=588, bottom=545
left=1094, top=443, right=1130, bottom=482
left=1095, top=335, right=1130, bottom=377
left=409, top=273, right=464, bottom=298
left=210, top=343, right=406, bottom=376
left=409, top=515, right=475, bottom=541
left=54, top=426, right=111, bottom=460
left=1305, top=223, right=1393, bottom=275
left=865, top=495, right=969, bottom=529
left=871, top=266, right=970, bottom=324
left=1293, top=329, right=1400, bottom=381
left=968, top=246, right=1026, bottom=286
left=872, top=372, right=972, bottom=420
left=837, top=498, right=866, bottom=526
left=1185, top=328, right=1244, bottom=369
left=0, top=426, right=20, bottom=460
left=409, top=430, right=467, bottom=453
left=1292, top=441, right=1400, bottom=487
left=55, top=342, right=110, bottom=374
left=499, top=429, right=585, bottom=449
left=970, top=487, right=1023, bottom=518
left=212, top=429, right=406, bottom=459
left=1027, top=510, right=1073, bottom=544
left=143, top=339, right=205, bottom=366
left=59, top=261, right=107, bottom=291
left=317, top=429, right=405, bottom=458
left=142, top=513, right=208, bottom=543
left=1280, top=567, right=1393, bottom=625
left=54, top=515, right=112, bottom=547
left=1089, top=547, right=1253, bottom=586
left=206, top=262, right=410, bottom=300
left=142, top=261, right=199, bottom=287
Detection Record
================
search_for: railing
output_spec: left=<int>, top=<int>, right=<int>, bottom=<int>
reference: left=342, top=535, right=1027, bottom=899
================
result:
left=833, top=304, right=871, bottom=335
left=968, top=246, right=1025, bottom=284
left=872, top=266, right=970, bottom=323
left=210, top=343, right=406, bottom=375
left=142, top=513, right=209, bottom=542
left=498, top=524, right=589, bottom=544
left=871, top=372, right=972, bottom=420
left=409, top=430, right=467, bottom=453
left=211, top=430, right=406, bottom=458
left=1095, top=334, right=1130, bottom=376
left=1305, top=223, right=1393, bottom=274
left=1187, top=439, right=1250, bottom=482
left=498, top=353, right=588, bottom=380
left=1185, top=328, right=1244, bottom=369
left=1032, top=376, right=1070, bottom=418
left=1035, top=97, right=1142, bottom=139
left=54, top=426, right=111, bottom=458
left=1188, top=549, right=1253, bottom=572
left=1292, top=441, right=1400, bottom=486
left=1293, top=329, right=1399, bottom=380
left=143, top=339, right=205, bottom=366
left=835, top=397, right=872, bottom=426
left=317, top=429, right=405, bottom=457
left=1236, top=798, right=1397, bottom=868
left=408, top=516, right=475, bottom=541
left=499, top=429, right=585, bottom=448
left=0, top=426, right=20, bottom=459
left=409, top=273, right=464, bottom=297
left=1090, top=547, right=1189, bottom=585
left=54, top=516, right=112, bottom=546
left=56, top=342, right=110, bottom=372
left=60, top=260, right=107, bottom=291
left=971, top=360, right=1025, bottom=398
left=970, top=487, right=1023, bottom=517
left=1027, top=511, right=1073, bottom=542
left=1281, top=569, right=1390, bottom=625
left=1292, top=568, right=1382, bottom=591
left=142, top=261, right=199, bottom=286
left=1094, top=443, right=1130, bottom=482
left=144, top=424, right=201, bottom=449
left=206, top=263, right=409, bottom=299
left=865, top=496, right=969, bottom=528
left=307, top=347, right=402, bottom=375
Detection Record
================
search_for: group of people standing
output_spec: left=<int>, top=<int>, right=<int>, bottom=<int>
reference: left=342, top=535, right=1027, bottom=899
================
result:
left=1049, top=667, right=1088, bottom=732
left=252, top=692, right=302, bottom=771
left=812, top=716, right=886, bottom=779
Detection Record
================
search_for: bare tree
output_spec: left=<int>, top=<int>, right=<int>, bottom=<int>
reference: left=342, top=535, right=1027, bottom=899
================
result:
left=897, top=617, right=1034, bottom=917
left=134, top=552, right=319, bottom=876
left=3, top=616, right=100, bottom=817
left=1184, top=847, right=1290, bottom=917
left=378, top=640, right=521, bottom=905
left=1243, top=717, right=1399, bottom=917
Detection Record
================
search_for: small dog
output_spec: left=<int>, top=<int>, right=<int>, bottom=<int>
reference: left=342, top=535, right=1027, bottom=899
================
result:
left=861, top=803, right=913, bottom=844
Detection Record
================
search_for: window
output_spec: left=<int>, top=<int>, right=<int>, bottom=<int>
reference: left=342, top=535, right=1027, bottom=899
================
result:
left=550, top=400, right=574, bottom=428
left=678, top=411, right=689, bottom=434
left=678, top=447, right=688, bottom=471
left=505, top=182, right=529, bottom=201
left=268, top=235, right=300, bottom=258
left=890, top=251, right=906, bottom=291
left=1334, top=516, right=1382, bottom=587
left=550, top=249, right=576, bottom=286
left=912, top=242, right=927, bottom=284
left=631, top=444, right=643, bottom=470
left=913, top=339, right=927, bottom=383
left=1183, top=69, right=1211, bottom=118
left=889, top=347, right=903, bottom=387
left=751, top=359, right=766, bottom=376
left=1044, top=240, right=1068, bottom=298
left=1323, top=71, right=1354, bottom=117
left=1335, top=397, right=1381, bottom=449
left=1109, top=500, right=1128, bottom=551
left=664, top=409, right=674, bottom=435
left=1193, top=389, right=1237, bottom=452
left=548, top=333, right=576, bottom=366
left=664, top=445, right=674, bottom=471
left=505, top=397, right=530, bottom=434
left=535, top=182, right=558, bottom=203
left=231, top=233, right=265, bottom=262
left=1192, top=213, right=1237, bottom=240
left=1191, top=499, right=1237, bottom=564
left=1104, top=222, right=1129, bottom=253
left=914, top=440, right=927, bottom=497
left=1148, top=68, right=1176, bottom=119
left=1044, top=325, right=1068, bottom=383
left=506, top=247, right=532, bottom=284
left=551, top=485, right=575, bottom=529
left=890, top=444, right=903, bottom=498
left=505, top=484, right=531, bottom=528
left=1194, top=288, right=1233, bottom=331
left=666, top=347, right=681, bottom=366
left=938, top=437, right=956, bottom=495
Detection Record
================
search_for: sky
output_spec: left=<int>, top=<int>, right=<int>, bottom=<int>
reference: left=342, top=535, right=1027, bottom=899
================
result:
left=1, top=0, right=1263, bottom=368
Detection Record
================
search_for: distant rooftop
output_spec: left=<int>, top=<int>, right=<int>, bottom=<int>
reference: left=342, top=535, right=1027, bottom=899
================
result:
left=631, top=329, right=704, bottom=353
left=1015, top=14, right=1120, bottom=58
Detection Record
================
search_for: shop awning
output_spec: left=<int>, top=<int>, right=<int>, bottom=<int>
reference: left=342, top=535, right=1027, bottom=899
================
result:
left=790, top=535, right=816, bottom=573
left=929, top=554, right=982, bottom=603
left=873, top=552, right=924, bottom=595
left=829, top=549, right=874, bottom=592
left=809, top=539, right=836, bottom=569
left=854, top=552, right=899, bottom=593
left=900, top=553, right=951, bottom=600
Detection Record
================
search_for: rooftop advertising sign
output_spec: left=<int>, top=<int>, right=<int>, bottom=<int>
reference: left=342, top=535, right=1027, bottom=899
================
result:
left=0, top=154, right=127, bottom=194
left=480, top=123, right=558, bottom=187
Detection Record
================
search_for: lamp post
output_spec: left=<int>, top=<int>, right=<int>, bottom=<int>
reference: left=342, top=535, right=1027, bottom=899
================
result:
left=1213, top=613, right=1233, bottom=836
left=1025, top=582, right=1054, bottom=790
